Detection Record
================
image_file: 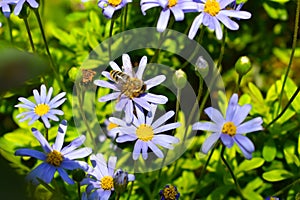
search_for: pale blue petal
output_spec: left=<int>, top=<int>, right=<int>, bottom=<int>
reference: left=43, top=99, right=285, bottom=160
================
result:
left=14, top=0, right=25, bottom=15
left=216, top=13, right=239, bottom=30
left=57, top=168, right=75, bottom=184
left=48, top=92, right=66, bottom=107
left=142, top=93, right=168, bottom=104
left=125, top=100, right=134, bottom=123
left=236, top=117, right=263, bottom=134
left=133, top=140, right=143, bottom=160
left=94, top=80, right=119, bottom=91
left=152, top=110, right=175, bottom=129
left=157, top=9, right=170, bottom=32
left=232, top=104, right=251, bottom=126
left=103, top=6, right=115, bottom=19
left=144, top=75, right=166, bottom=89
left=108, top=156, right=117, bottom=176
left=141, top=2, right=160, bottom=15
left=109, top=61, right=122, bottom=71
left=220, top=9, right=251, bottom=19
left=220, top=134, right=234, bottom=148
left=61, top=160, right=89, bottom=170
left=192, top=121, right=220, bottom=132
left=142, top=142, right=148, bottom=160
left=226, top=94, right=238, bottom=121
left=233, top=134, right=254, bottom=159
left=122, top=54, right=134, bottom=77
left=98, top=92, right=121, bottom=102
left=64, top=147, right=92, bottom=160
left=109, top=117, right=127, bottom=127
left=201, top=133, right=221, bottom=154
left=213, top=16, right=222, bottom=40
left=132, top=97, right=151, bottom=111
left=146, top=103, right=157, bottom=125
left=204, top=107, right=225, bottom=125
left=170, top=6, right=184, bottom=21
left=45, top=87, right=53, bottom=103
left=115, top=97, right=128, bottom=111
left=41, top=115, right=51, bottom=128
left=33, top=89, right=41, bottom=104
left=15, top=149, right=46, bottom=160
left=60, top=135, right=87, bottom=155
left=52, top=120, right=67, bottom=151
left=153, top=122, right=180, bottom=133
left=136, top=56, right=147, bottom=79
left=17, top=97, right=36, bottom=108
left=219, top=0, right=234, bottom=9
left=188, top=13, right=203, bottom=40
left=32, top=128, right=52, bottom=153
left=116, top=134, right=137, bottom=143
left=40, top=85, right=47, bottom=103
left=135, top=104, right=145, bottom=125
left=27, top=0, right=39, bottom=8
left=147, top=141, right=164, bottom=158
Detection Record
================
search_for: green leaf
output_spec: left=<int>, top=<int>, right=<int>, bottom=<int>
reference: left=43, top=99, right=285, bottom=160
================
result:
left=207, top=186, right=232, bottom=200
left=262, top=138, right=277, bottom=162
left=66, top=12, right=88, bottom=22
left=236, top=158, right=265, bottom=174
left=262, top=2, right=288, bottom=20
left=263, top=169, right=294, bottom=181
left=248, top=82, right=264, bottom=103
left=284, top=77, right=300, bottom=113
left=181, top=159, right=202, bottom=170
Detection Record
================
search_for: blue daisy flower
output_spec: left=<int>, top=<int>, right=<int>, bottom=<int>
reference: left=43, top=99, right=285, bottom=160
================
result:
left=15, top=84, right=66, bottom=128
left=0, top=0, right=18, bottom=18
left=98, top=0, right=132, bottom=19
left=192, top=93, right=263, bottom=159
left=14, top=0, right=39, bottom=16
left=81, top=153, right=135, bottom=200
left=94, top=54, right=168, bottom=123
left=188, top=0, right=251, bottom=40
left=15, top=120, right=92, bottom=184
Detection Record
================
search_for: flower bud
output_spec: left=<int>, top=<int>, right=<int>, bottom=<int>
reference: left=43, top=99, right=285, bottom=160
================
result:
left=235, top=56, right=251, bottom=76
left=172, top=69, right=187, bottom=89
left=113, top=169, right=129, bottom=194
left=72, top=169, right=86, bottom=182
left=195, top=56, right=209, bottom=78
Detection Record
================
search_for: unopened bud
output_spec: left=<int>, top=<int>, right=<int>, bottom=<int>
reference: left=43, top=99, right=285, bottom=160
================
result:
left=113, top=169, right=129, bottom=193
left=172, top=69, right=187, bottom=89
left=72, top=169, right=86, bottom=182
left=235, top=56, right=251, bottom=76
left=195, top=56, right=209, bottom=78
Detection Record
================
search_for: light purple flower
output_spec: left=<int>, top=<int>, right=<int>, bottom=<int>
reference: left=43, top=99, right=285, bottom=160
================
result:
left=15, top=120, right=92, bottom=185
left=98, top=0, right=132, bottom=19
left=81, top=153, right=135, bottom=200
left=0, top=0, right=18, bottom=18
left=94, top=54, right=168, bottom=123
left=111, top=104, right=180, bottom=160
left=188, top=0, right=251, bottom=40
left=14, top=0, right=39, bottom=16
left=192, top=93, right=263, bottom=159
left=15, top=84, right=66, bottom=128
left=141, top=0, right=198, bottom=32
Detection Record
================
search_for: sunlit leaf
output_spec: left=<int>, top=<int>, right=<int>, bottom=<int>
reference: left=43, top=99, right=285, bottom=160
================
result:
left=263, top=169, right=294, bottom=181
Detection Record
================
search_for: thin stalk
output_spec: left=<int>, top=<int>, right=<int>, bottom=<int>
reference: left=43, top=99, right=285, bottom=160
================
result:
left=126, top=181, right=134, bottom=200
left=6, top=17, right=13, bottom=44
left=23, top=17, right=35, bottom=52
left=109, top=19, right=115, bottom=60
left=220, top=145, right=245, bottom=198
left=33, top=9, right=66, bottom=91
left=115, top=192, right=121, bottom=200
left=235, top=74, right=242, bottom=93
left=123, top=5, right=128, bottom=31
left=191, top=145, right=216, bottom=199
left=174, top=88, right=181, bottom=126
left=275, top=0, right=299, bottom=116
left=267, top=86, right=300, bottom=128
left=272, top=177, right=300, bottom=197
left=77, top=182, right=81, bottom=200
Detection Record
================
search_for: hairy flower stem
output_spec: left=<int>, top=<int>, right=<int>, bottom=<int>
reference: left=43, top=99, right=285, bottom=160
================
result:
left=7, top=17, right=14, bottom=44
left=23, top=18, right=35, bottom=52
left=33, top=9, right=66, bottom=92
left=191, top=146, right=216, bottom=199
left=267, top=86, right=300, bottom=128
left=77, top=182, right=81, bottom=200
left=220, top=145, right=245, bottom=198
left=276, top=0, right=299, bottom=117
left=126, top=181, right=134, bottom=200
left=109, top=19, right=115, bottom=60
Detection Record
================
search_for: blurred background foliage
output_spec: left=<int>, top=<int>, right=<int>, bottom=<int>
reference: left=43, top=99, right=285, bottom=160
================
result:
left=0, top=0, right=300, bottom=199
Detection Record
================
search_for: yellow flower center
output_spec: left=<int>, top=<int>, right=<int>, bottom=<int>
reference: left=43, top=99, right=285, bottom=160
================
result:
left=222, top=121, right=237, bottom=136
left=101, top=176, right=114, bottom=190
left=204, top=0, right=220, bottom=16
left=163, top=185, right=178, bottom=200
left=168, top=0, right=177, bottom=7
left=46, top=150, right=63, bottom=166
left=107, top=122, right=119, bottom=131
left=34, top=104, right=50, bottom=116
left=108, top=0, right=122, bottom=7
left=136, top=124, right=154, bottom=141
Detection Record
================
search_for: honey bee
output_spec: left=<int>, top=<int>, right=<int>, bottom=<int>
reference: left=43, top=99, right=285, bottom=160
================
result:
left=110, top=70, right=146, bottom=99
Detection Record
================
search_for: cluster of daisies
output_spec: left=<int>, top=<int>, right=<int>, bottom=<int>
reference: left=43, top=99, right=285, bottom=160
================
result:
left=0, top=0, right=251, bottom=40
left=98, top=0, right=251, bottom=40
left=14, top=53, right=263, bottom=199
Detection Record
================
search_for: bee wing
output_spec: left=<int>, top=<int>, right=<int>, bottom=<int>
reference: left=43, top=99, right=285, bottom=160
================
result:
left=122, top=54, right=135, bottom=77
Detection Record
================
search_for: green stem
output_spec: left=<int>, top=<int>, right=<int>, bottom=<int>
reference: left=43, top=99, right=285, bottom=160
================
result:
left=115, top=192, right=121, bottom=200
left=123, top=5, right=128, bottom=32
left=109, top=19, right=115, bottom=60
left=220, top=145, right=244, bottom=198
left=6, top=17, right=13, bottom=44
left=33, top=9, right=66, bottom=91
left=23, top=17, right=35, bottom=52
left=275, top=0, right=299, bottom=116
left=126, top=181, right=134, bottom=200
left=272, top=177, right=300, bottom=197
left=267, top=86, right=300, bottom=128
left=191, top=145, right=216, bottom=199
left=235, top=74, right=242, bottom=93
left=77, top=182, right=81, bottom=200
left=174, top=88, right=181, bottom=126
